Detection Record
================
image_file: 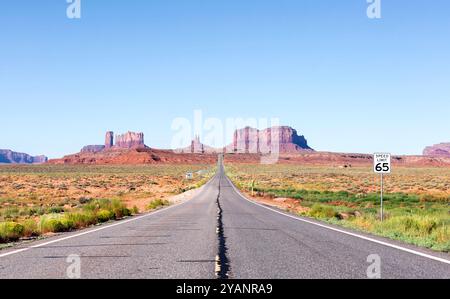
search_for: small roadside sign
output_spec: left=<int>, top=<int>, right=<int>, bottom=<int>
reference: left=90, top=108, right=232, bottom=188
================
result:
left=373, top=153, right=391, bottom=222
left=373, top=153, right=391, bottom=174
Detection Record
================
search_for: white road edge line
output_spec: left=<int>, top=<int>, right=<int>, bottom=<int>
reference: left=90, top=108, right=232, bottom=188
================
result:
left=225, top=175, right=450, bottom=265
left=0, top=179, right=213, bottom=259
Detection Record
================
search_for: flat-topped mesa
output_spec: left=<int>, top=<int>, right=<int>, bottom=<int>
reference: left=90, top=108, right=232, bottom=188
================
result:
left=32, top=155, right=48, bottom=164
left=78, top=131, right=146, bottom=153
left=423, top=143, right=450, bottom=157
left=0, top=149, right=48, bottom=164
left=228, top=126, right=313, bottom=154
left=81, top=145, right=105, bottom=153
left=115, top=131, right=145, bottom=149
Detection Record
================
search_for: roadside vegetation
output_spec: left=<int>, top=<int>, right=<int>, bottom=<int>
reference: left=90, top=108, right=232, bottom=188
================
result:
left=0, top=164, right=215, bottom=245
left=147, top=199, right=170, bottom=210
left=0, top=198, right=131, bottom=243
left=226, top=164, right=450, bottom=252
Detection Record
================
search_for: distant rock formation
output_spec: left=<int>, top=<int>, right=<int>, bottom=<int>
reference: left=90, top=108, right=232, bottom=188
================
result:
left=81, top=145, right=105, bottom=153
left=78, top=131, right=147, bottom=153
left=48, top=148, right=218, bottom=165
left=0, top=149, right=48, bottom=164
left=115, top=131, right=145, bottom=149
left=423, top=143, right=450, bottom=157
left=226, top=126, right=313, bottom=154
left=105, top=131, right=114, bottom=149
left=176, top=135, right=218, bottom=154
left=190, top=135, right=205, bottom=153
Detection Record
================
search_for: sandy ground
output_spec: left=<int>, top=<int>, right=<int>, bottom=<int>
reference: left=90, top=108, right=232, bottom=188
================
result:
left=167, top=183, right=209, bottom=205
left=241, top=191, right=310, bottom=214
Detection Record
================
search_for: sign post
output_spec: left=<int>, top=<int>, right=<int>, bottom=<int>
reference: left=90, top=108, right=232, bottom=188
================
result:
left=373, top=153, right=391, bottom=222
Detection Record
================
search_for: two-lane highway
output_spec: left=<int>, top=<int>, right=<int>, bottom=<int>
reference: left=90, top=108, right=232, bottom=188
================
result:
left=0, top=162, right=449, bottom=279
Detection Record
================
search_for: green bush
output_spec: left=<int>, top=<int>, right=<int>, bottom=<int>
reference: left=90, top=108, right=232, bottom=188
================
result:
left=0, top=222, right=25, bottom=242
left=132, top=206, right=139, bottom=214
left=308, top=204, right=338, bottom=219
left=112, top=206, right=131, bottom=219
left=64, top=211, right=98, bottom=229
left=22, top=219, right=39, bottom=238
left=40, top=216, right=68, bottom=233
left=147, top=199, right=170, bottom=210
left=0, top=199, right=138, bottom=244
left=60, top=218, right=75, bottom=230
left=97, top=209, right=115, bottom=223
left=28, top=206, right=46, bottom=216
left=377, top=215, right=440, bottom=237
left=47, top=206, right=65, bottom=214
left=110, top=199, right=131, bottom=218
left=81, top=199, right=130, bottom=219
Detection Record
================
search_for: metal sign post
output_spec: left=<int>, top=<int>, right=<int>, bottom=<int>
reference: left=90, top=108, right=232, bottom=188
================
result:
left=380, top=173, right=384, bottom=221
left=373, top=153, right=391, bottom=222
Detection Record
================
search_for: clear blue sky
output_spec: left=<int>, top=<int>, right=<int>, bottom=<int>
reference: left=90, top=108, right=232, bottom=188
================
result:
left=1, top=0, right=449, bottom=158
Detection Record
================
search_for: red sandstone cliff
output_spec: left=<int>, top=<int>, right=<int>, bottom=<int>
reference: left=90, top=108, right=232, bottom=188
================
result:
left=226, top=126, right=313, bottom=154
left=114, top=131, right=145, bottom=149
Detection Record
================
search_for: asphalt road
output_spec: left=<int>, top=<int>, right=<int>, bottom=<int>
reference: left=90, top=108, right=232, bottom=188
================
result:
left=0, top=163, right=449, bottom=279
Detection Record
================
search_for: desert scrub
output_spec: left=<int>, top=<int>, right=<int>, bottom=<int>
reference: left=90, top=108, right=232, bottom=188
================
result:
left=0, top=222, right=25, bottom=242
left=2, top=207, right=20, bottom=220
left=0, top=164, right=216, bottom=212
left=111, top=199, right=132, bottom=218
left=22, top=219, right=39, bottom=238
left=64, top=211, right=98, bottom=229
left=83, top=198, right=131, bottom=219
left=0, top=199, right=134, bottom=243
left=371, top=215, right=450, bottom=251
left=96, top=209, right=115, bottom=223
left=307, top=211, right=450, bottom=252
left=132, top=206, right=139, bottom=214
left=40, top=215, right=74, bottom=233
left=46, top=206, right=65, bottom=214
left=308, top=204, right=339, bottom=219
left=147, top=199, right=170, bottom=210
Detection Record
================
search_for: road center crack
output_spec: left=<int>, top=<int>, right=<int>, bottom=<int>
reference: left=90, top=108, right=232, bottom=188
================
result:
left=215, top=176, right=230, bottom=279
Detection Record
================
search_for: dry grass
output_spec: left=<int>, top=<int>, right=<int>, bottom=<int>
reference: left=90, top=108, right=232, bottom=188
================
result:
left=0, top=164, right=215, bottom=244
left=225, top=164, right=450, bottom=199
left=0, top=164, right=215, bottom=221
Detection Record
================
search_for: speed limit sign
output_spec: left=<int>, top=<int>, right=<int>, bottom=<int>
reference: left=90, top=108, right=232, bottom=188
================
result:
left=373, top=153, right=391, bottom=174
left=373, top=153, right=391, bottom=222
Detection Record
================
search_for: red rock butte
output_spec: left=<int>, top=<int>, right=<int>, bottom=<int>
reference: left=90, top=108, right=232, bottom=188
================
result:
left=115, top=131, right=145, bottom=149
left=423, top=143, right=450, bottom=157
left=81, top=131, right=147, bottom=153
left=225, top=126, right=313, bottom=154
left=176, top=135, right=219, bottom=154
